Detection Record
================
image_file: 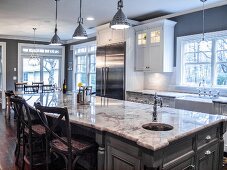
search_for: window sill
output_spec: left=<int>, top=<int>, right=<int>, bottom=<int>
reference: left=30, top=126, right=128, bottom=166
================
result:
left=174, top=85, right=227, bottom=97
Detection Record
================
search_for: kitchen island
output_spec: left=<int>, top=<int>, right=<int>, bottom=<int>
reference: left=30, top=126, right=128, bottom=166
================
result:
left=24, top=92, right=227, bottom=170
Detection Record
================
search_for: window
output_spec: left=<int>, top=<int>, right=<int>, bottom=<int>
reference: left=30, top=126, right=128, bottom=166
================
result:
left=23, top=72, right=28, bottom=81
left=150, top=30, right=161, bottom=43
left=74, top=43, right=96, bottom=91
left=178, top=31, right=227, bottom=87
left=18, top=43, right=64, bottom=88
left=137, top=33, right=147, bottom=45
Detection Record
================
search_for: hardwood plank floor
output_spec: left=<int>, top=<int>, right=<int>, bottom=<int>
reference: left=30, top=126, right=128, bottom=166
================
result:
left=0, top=110, right=18, bottom=170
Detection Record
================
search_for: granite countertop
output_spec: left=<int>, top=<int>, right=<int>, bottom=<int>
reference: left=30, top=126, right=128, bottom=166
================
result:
left=23, top=92, right=227, bottom=151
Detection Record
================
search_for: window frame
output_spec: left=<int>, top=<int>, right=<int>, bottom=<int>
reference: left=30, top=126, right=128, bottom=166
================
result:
left=176, top=30, right=227, bottom=91
left=73, top=41, right=96, bottom=92
left=18, top=43, right=65, bottom=87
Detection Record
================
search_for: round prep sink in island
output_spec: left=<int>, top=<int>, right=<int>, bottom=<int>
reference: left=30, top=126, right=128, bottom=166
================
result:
left=20, top=92, right=227, bottom=170
left=142, top=122, right=173, bottom=131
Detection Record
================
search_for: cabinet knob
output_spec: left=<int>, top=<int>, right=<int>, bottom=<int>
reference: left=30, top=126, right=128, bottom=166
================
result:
left=205, top=135, right=211, bottom=142
left=205, top=150, right=212, bottom=155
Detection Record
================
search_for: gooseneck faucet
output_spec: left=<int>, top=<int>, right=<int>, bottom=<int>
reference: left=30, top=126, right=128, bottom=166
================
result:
left=153, top=93, right=163, bottom=121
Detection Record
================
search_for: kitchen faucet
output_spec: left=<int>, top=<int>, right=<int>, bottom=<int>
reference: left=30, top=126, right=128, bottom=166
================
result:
left=153, top=93, right=163, bottom=121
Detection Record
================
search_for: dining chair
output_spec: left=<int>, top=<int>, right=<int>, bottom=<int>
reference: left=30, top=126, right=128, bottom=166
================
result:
left=34, top=102, right=97, bottom=170
left=42, top=84, right=54, bottom=93
left=15, top=82, right=27, bottom=92
left=11, top=96, right=46, bottom=170
left=32, top=82, right=44, bottom=92
left=24, top=85, right=39, bottom=94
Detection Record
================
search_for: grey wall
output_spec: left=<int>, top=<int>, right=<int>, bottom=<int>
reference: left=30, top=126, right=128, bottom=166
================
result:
left=0, top=38, right=49, bottom=90
left=171, top=5, right=227, bottom=66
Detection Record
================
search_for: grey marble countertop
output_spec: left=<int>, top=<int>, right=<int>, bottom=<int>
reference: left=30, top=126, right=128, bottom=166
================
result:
left=23, top=92, right=227, bottom=151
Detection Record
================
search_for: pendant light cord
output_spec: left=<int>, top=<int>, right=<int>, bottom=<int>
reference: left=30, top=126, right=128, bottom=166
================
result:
left=33, top=28, right=36, bottom=49
left=77, top=0, right=83, bottom=24
left=202, top=1, right=205, bottom=40
left=55, top=0, right=58, bottom=33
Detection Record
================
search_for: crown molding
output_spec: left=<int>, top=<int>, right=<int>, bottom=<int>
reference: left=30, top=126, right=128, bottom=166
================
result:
left=0, top=34, right=67, bottom=44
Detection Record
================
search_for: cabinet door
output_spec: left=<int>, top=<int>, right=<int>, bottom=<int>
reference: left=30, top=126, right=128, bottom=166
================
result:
left=107, top=145, right=140, bottom=170
left=112, top=29, right=125, bottom=44
left=197, top=143, right=219, bottom=170
left=97, top=29, right=112, bottom=46
left=135, top=31, right=147, bottom=71
left=163, top=157, right=195, bottom=170
left=146, top=27, right=162, bottom=72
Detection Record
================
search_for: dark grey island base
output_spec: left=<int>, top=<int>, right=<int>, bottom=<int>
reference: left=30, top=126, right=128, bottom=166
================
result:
left=69, top=120, right=225, bottom=170
left=22, top=93, right=227, bottom=170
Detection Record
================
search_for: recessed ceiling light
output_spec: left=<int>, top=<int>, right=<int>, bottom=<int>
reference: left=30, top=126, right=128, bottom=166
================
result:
left=86, top=17, right=95, bottom=21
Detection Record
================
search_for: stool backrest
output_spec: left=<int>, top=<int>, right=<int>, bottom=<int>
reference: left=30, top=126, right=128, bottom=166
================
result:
left=34, top=102, right=73, bottom=157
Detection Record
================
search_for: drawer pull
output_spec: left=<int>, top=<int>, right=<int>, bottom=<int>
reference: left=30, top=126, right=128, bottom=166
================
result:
left=205, top=150, right=211, bottom=155
left=205, top=135, right=211, bottom=142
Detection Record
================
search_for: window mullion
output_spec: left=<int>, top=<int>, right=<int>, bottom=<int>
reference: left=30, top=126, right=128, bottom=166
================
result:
left=211, top=39, right=216, bottom=86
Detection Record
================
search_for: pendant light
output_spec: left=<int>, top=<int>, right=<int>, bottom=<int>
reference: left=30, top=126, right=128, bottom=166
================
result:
left=72, top=0, right=87, bottom=39
left=50, top=0, right=62, bottom=45
left=199, top=0, right=207, bottom=48
left=110, top=0, right=130, bottom=30
left=28, top=28, right=40, bottom=66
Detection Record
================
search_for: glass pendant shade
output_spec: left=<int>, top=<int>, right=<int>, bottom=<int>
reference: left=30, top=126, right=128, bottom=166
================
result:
left=50, top=0, right=62, bottom=45
left=73, top=23, right=87, bottom=39
left=110, top=0, right=130, bottom=30
left=110, top=8, right=130, bottom=29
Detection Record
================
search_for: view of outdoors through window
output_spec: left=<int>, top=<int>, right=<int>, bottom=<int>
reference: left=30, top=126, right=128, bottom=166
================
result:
left=20, top=45, right=63, bottom=87
left=182, top=37, right=227, bottom=86
left=75, top=45, right=96, bottom=91
left=23, top=58, right=60, bottom=86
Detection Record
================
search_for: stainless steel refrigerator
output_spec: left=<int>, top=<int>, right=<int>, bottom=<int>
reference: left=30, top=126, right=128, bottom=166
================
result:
left=96, top=43, right=125, bottom=100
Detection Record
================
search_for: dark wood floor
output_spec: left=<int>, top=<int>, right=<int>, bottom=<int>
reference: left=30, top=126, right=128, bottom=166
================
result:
left=1, top=110, right=227, bottom=170
left=0, top=110, right=18, bottom=170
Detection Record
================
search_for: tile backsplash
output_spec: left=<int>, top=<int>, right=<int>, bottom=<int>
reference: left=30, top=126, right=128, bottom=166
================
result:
left=144, top=68, right=176, bottom=91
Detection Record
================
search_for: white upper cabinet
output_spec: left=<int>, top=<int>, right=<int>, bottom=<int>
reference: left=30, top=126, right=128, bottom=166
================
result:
left=134, top=19, right=176, bottom=72
left=96, top=24, right=125, bottom=46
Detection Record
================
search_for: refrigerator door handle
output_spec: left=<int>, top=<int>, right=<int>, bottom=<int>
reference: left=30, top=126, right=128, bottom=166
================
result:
left=105, top=67, right=109, bottom=96
left=104, top=67, right=106, bottom=96
left=101, top=67, right=104, bottom=96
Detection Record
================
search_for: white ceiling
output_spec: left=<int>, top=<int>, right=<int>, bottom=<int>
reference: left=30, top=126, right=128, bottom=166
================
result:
left=0, top=0, right=226, bottom=42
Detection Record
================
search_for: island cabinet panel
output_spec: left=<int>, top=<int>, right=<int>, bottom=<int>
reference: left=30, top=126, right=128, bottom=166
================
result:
left=197, top=125, right=219, bottom=148
left=105, top=135, right=141, bottom=170
left=107, top=146, right=140, bottom=170
left=197, top=143, right=219, bottom=170
left=162, top=136, right=195, bottom=170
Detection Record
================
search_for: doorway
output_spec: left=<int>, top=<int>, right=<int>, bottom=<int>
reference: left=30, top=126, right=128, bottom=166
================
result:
left=0, top=42, right=6, bottom=109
